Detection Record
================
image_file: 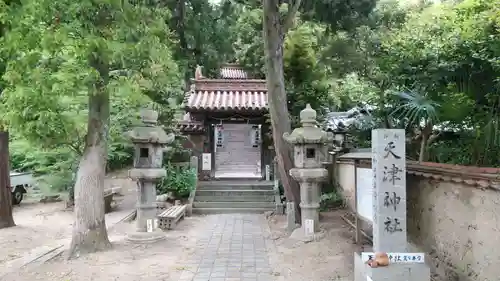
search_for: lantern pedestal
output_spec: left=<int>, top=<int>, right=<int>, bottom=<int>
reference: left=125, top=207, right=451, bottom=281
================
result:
left=126, top=109, right=174, bottom=244
left=283, top=104, right=333, bottom=239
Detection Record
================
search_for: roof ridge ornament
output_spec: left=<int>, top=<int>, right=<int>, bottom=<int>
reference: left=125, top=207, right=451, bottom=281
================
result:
left=195, top=65, right=204, bottom=80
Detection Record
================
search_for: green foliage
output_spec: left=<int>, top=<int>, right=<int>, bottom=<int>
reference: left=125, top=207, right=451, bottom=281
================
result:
left=320, top=191, right=344, bottom=211
left=1, top=0, right=183, bottom=193
left=6, top=91, right=150, bottom=192
left=164, top=136, right=193, bottom=162
left=157, top=136, right=196, bottom=199
left=391, top=91, right=440, bottom=127
left=9, top=138, right=78, bottom=192
left=329, top=0, right=500, bottom=166
left=164, top=0, right=237, bottom=82
left=231, top=7, right=337, bottom=124
left=1, top=0, right=499, bottom=195
left=231, top=6, right=264, bottom=76
left=157, top=165, right=196, bottom=199
left=301, top=0, right=377, bottom=32
left=284, top=23, right=334, bottom=124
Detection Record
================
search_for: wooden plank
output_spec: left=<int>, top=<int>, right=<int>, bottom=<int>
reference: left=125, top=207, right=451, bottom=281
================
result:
left=162, top=208, right=176, bottom=217
left=159, top=206, right=186, bottom=218
left=354, top=159, right=361, bottom=245
left=157, top=205, right=187, bottom=230
left=159, top=209, right=170, bottom=217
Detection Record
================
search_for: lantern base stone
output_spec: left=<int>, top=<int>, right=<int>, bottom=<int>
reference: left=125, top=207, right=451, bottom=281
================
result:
left=289, top=226, right=326, bottom=242
left=126, top=230, right=166, bottom=244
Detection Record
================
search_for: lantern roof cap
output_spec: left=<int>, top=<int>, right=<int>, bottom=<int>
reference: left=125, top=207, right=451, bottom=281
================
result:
left=128, top=109, right=175, bottom=144
left=283, top=104, right=333, bottom=144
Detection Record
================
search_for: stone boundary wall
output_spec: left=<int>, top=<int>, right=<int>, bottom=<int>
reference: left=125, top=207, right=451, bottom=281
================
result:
left=335, top=154, right=500, bottom=281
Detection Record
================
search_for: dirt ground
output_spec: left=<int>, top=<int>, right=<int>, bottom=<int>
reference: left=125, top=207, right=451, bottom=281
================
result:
left=4, top=216, right=210, bottom=281
left=0, top=169, right=210, bottom=281
left=0, top=170, right=137, bottom=266
left=4, top=211, right=360, bottom=281
left=0, top=202, right=73, bottom=265
left=265, top=211, right=361, bottom=281
left=1, top=169, right=361, bottom=281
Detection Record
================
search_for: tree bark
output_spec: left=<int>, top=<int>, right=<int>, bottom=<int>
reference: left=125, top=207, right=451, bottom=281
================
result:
left=418, top=122, right=432, bottom=162
left=263, top=0, right=301, bottom=224
left=68, top=86, right=112, bottom=258
left=0, top=131, right=15, bottom=229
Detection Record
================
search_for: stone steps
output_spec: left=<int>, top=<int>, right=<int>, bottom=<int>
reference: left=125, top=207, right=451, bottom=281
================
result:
left=193, top=201, right=275, bottom=209
left=196, top=189, right=275, bottom=196
left=195, top=195, right=275, bottom=202
left=215, top=164, right=259, bottom=169
left=198, top=181, right=273, bottom=190
left=192, top=207, right=273, bottom=215
left=193, top=180, right=276, bottom=214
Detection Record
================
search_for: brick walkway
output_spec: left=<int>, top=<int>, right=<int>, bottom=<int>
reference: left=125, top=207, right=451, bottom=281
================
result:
left=177, top=214, right=274, bottom=281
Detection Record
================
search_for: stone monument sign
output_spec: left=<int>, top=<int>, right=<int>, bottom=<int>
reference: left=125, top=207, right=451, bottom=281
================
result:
left=354, top=129, right=430, bottom=281
left=372, top=129, right=407, bottom=252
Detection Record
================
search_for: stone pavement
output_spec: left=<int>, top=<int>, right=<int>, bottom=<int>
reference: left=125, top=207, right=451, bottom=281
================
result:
left=177, top=214, right=275, bottom=281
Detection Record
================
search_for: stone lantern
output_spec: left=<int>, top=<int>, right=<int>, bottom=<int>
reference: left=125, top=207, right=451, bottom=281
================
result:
left=283, top=104, right=333, bottom=234
left=127, top=109, right=174, bottom=243
left=332, top=127, right=348, bottom=153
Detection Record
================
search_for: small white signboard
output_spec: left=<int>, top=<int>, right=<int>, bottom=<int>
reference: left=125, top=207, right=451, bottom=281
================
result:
left=367, top=276, right=373, bottom=281
left=146, top=219, right=153, bottom=233
left=361, top=252, right=425, bottom=264
left=153, top=218, right=159, bottom=230
left=356, top=167, right=374, bottom=222
left=304, top=219, right=314, bottom=236
left=202, top=153, right=211, bottom=171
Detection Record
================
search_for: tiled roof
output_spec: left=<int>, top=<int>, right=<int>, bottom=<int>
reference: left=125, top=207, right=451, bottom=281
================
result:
left=184, top=79, right=268, bottom=112
left=177, top=113, right=204, bottom=133
left=186, top=90, right=267, bottom=111
left=177, top=122, right=205, bottom=133
left=324, top=106, right=375, bottom=131
left=220, top=64, right=248, bottom=79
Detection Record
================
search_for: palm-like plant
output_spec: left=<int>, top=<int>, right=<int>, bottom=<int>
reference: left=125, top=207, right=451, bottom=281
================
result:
left=391, top=90, right=440, bottom=162
left=477, top=95, right=500, bottom=166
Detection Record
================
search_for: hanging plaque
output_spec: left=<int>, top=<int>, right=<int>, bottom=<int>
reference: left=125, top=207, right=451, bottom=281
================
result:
left=202, top=153, right=211, bottom=171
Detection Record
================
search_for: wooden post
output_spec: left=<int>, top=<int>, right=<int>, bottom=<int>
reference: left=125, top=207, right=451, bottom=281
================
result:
left=286, top=201, right=297, bottom=232
left=354, top=159, right=361, bottom=245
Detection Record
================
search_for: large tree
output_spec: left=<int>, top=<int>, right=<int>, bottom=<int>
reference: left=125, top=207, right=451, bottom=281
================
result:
left=2, top=0, right=181, bottom=257
left=0, top=0, right=17, bottom=229
left=0, top=130, right=15, bottom=229
left=261, top=0, right=376, bottom=223
left=262, top=0, right=302, bottom=222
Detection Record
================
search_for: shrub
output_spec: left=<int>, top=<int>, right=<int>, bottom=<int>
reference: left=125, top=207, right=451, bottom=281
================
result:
left=320, top=191, right=344, bottom=210
left=157, top=164, right=196, bottom=199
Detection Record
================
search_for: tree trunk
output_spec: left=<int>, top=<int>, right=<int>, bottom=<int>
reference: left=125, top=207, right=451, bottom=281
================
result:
left=0, top=131, right=15, bottom=229
left=418, top=122, right=432, bottom=162
left=263, top=0, right=301, bottom=224
left=68, top=88, right=112, bottom=258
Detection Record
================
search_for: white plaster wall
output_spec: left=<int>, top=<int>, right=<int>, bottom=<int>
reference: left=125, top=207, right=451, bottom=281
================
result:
left=336, top=162, right=355, bottom=209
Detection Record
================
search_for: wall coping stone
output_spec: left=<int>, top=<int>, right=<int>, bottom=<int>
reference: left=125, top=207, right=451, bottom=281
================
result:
left=336, top=153, right=500, bottom=191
